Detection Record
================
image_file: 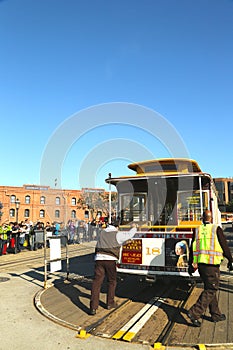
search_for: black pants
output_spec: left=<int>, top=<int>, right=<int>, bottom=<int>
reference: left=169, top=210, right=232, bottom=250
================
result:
left=90, top=260, right=117, bottom=310
left=190, top=263, right=221, bottom=319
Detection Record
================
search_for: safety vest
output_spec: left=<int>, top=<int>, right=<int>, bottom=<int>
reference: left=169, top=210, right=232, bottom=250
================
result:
left=193, top=224, right=223, bottom=265
left=0, top=225, right=10, bottom=240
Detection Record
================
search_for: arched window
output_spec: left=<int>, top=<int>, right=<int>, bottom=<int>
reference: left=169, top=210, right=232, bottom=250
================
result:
left=71, top=210, right=76, bottom=218
left=71, top=197, right=76, bottom=205
left=55, top=197, right=60, bottom=205
left=25, top=195, right=30, bottom=204
left=40, top=196, right=46, bottom=204
left=55, top=210, right=60, bottom=218
left=24, top=209, right=30, bottom=218
left=10, top=208, right=15, bottom=217
left=40, top=209, right=45, bottom=218
left=10, top=195, right=16, bottom=203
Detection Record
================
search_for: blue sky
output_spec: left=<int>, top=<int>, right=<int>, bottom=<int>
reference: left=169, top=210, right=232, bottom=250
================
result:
left=0, top=0, right=233, bottom=191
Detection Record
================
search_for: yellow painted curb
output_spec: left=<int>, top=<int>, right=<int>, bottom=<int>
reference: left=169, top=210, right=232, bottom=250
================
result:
left=122, top=331, right=135, bottom=342
left=112, top=330, right=125, bottom=339
left=76, top=329, right=91, bottom=339
left=197, top=345, right=206, bottom=350
left=153, top=342, right=165, bottom=349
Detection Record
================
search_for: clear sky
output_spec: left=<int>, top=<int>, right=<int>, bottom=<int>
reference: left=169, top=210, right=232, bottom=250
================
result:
left=0, top=0, right=233, bottom=191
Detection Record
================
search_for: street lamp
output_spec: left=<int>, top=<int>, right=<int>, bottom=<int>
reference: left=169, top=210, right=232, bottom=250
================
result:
left=15, top=198, right=20, bottom=223
left=108, top=173, right=112, bottom=224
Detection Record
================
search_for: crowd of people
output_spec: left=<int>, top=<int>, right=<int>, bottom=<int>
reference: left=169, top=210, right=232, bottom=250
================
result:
left=0, top=218, right=104, bottom=256
left=0, top=219, right=33, bottom=254
left=66, top=219, right=107, bottom=244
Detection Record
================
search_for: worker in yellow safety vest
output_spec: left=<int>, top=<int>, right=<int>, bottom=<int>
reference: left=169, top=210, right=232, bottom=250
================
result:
left=187, top=210, right=233, bottom=327
left=193, top=223, right=223, bottom=265
left=0, top=223, right=11, bottom=255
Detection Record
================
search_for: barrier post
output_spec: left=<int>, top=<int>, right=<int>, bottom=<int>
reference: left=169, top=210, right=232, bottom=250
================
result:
left=43, top=231, right=69, bottom=289
left=66, top=235, right=70, bottom=281
left=44, top=229, right=48, bottom=289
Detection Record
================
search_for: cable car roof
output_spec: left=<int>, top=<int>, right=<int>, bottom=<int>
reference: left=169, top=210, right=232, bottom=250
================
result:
left=127, top=158, right=202, bottom=174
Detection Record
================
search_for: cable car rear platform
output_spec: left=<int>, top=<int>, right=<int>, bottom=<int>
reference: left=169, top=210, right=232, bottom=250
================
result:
left=34, top=266, right=233, bottom=350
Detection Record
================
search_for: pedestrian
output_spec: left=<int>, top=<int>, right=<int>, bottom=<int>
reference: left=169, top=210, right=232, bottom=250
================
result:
left=53, top=222, right=60, bottom=235
left=0, top=222, right=10, bottom=255
left=11, top=222, right=21, bottom=253
left=187, top=209, right=233, bottom=327
left=67, top=220, right=76, bottom=244
left=45, top=221, right=53, bottom=247
left=89, top=221, right=137, bottom=315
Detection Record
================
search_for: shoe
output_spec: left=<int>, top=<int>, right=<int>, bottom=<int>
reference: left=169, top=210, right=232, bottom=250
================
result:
left=89, top=308, right=96, bottom=315
left=187, top=312, right=201, bottom=327
left=107, top=302, right=118, bottom=310
left=211, top=314, right=226, bottom=323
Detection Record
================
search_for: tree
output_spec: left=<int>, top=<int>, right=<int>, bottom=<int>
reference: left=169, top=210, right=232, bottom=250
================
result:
left=76, top=190, right=117, bottom=221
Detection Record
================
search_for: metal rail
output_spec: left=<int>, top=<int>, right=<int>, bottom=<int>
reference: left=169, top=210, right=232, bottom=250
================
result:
left=0, top=243, right=94, bottom=268
left=84, top=280, right=195, bottom=346
left=155, top=282, right=195, bottom=346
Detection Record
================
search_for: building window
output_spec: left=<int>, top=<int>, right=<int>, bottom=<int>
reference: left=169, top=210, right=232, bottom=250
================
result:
left=84, top=210, right=89, bottom=219
left=40, top=196, right=46, bottom=204
left=40, top=209, right=45, bottom=218
left=25, top=209, right=30, bottom=218
left=71, top=210, right=76, bottom=218
left=55, top=197, right=60, bottom=205
left=10, top=195, right=16, bottom=203
left=55, top=210, right=60, bottom=218
left=25, top=195, right=30, bottom=204
left=71, top=197, right=76, bottom=205
left=10, top=208, right=15, bottom=217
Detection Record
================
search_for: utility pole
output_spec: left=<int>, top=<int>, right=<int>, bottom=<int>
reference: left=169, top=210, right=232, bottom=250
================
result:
left=108, top=173, right=112, bottom=224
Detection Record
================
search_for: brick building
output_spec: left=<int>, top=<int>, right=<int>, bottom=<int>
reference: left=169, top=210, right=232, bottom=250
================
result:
left=0, top=184, right=106, bottom=225
left=214, top=177, right=233, bottom=211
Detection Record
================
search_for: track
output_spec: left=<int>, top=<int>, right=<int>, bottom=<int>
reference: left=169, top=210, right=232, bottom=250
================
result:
left=0, top=242, right=95, bottom=270
left=82, top=278, right=195, bottom=346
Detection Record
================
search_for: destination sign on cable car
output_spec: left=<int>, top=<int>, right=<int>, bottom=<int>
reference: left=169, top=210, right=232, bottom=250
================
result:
left=121, top=239, right=142, bottom=264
